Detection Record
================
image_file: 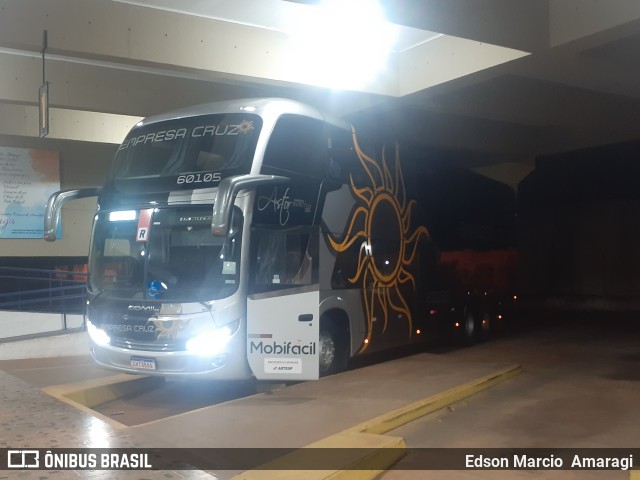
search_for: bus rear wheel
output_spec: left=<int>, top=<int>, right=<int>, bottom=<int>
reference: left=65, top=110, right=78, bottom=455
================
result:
left=455, top=311, right=477, bottom=346
left=319, top=321, right=348, bottom=376
left=465, top=313, right=475, bottom=340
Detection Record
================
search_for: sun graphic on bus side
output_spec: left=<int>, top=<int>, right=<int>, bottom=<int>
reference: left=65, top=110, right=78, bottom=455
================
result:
left=327, top=129, right=429, bottom=353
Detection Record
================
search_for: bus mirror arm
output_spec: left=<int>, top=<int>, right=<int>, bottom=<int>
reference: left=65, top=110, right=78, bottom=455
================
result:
left=44, top=187, right=101, bottom=241
left=211, top=174, right=289, bottom=236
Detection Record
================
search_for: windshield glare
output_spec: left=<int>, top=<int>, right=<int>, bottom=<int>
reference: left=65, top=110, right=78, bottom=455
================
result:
left=89, top=206, right=242, bottom=302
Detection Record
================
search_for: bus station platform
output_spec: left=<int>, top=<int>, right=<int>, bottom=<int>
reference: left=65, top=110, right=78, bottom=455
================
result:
left=0, top=332, right=520, bottom=479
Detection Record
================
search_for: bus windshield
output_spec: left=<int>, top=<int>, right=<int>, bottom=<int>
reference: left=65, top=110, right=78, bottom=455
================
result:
left=88, top=206, right=243, bottom=302
left=111, top=113, right=261, bottom=190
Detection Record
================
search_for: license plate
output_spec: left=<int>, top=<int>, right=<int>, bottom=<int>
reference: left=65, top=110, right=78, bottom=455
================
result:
left=130, top=356, right=156, bottom=370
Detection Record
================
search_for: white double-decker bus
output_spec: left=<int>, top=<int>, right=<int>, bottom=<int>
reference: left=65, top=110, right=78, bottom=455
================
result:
left=45, top=98, right=515, bottom=380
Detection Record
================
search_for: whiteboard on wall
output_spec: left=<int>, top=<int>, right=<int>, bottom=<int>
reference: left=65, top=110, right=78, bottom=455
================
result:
left=0, top=147, right=61, bottom=239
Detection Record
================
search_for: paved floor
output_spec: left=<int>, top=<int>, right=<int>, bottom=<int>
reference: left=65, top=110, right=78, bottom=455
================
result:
left=0, top=354, right=262, bottom=426
left=0, top=335, right=512, bottom=478
left=1, top=312, right=638, bottom=479
left=381, top=313, right=640, bottom=479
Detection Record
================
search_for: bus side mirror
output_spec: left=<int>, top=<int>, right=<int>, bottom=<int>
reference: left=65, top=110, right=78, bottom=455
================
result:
left=211, top=174, right=289, bottom=237
left=44, top=188, right=101, bottom=241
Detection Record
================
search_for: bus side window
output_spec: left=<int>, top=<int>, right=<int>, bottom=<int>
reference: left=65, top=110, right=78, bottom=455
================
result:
left=326, top=125, right=370, bottom=186
left=262, top=115, right=326, bottom=178
left=250, top=227, right=318, bottom=293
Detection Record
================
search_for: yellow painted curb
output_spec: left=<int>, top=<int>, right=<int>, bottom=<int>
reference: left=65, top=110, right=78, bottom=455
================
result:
left=43, top=374, right=165, bottom=429
left=233, top=363, right=521, bottom=480
left=232, top=432, right=406, bottom=480
left=347, top=363, right=522, bottom=435
left=45, top=373, right=164, bottom=408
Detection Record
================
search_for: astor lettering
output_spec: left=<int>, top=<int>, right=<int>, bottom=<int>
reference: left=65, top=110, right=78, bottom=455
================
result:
left=258, top=187, right=292, bottom=225
left=257, top=187, right=314, bottom=225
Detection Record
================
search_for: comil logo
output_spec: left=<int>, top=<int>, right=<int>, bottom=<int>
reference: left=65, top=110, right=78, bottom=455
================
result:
left=7, top=450, right=39, bottom=468
left=127, top=305, right=160, bottom=313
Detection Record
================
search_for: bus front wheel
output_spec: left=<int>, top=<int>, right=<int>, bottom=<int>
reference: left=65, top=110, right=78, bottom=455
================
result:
left=319, top=321, right=348, bottom=376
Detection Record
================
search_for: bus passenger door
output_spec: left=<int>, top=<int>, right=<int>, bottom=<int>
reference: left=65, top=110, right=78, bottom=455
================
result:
left=247, top=227, right=320, bottom=381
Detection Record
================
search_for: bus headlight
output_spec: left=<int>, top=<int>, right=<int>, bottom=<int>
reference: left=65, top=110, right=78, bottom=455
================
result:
left=86, top=320, right=110, bottom=347
left=186, top=320, right=239, bottom=356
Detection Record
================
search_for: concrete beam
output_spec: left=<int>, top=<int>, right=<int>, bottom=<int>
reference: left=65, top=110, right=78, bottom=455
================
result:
left=0, top=0, right=530, bottom=100
left=0, top=103, right=141, bottom=143
left=550, top=0, right=640, bottom=47
left=383, top=0, right=550, bottom=52
left=0, top=50, right=268, bottom=117
left=512, top=17, right=640, bottom=101
left=0, top=0, right=393, bottom=95
left=397, top=36, right=529, bottom=96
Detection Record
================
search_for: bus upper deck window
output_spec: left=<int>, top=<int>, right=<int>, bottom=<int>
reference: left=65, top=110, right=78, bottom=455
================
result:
left=262, top=115, right=326, bottom=178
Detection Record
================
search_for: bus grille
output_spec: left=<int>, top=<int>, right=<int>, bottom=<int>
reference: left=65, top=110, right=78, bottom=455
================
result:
left=109, top=338, right=185, bottom=352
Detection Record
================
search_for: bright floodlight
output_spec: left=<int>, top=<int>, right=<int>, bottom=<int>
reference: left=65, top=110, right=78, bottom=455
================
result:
left=289, top=0, right=397, bottom=90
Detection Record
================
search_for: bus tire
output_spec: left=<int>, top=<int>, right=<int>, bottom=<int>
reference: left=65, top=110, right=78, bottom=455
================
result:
left=462, top=311, right=477, bottom=346
left=319, top=317, right=348, bottom=377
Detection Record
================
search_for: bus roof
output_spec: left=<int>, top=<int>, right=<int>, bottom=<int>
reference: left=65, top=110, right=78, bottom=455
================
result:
left=134, top=97, right=348, bottom=131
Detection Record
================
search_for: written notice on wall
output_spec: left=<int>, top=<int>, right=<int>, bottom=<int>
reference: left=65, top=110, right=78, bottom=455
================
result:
left=0, top=147, right=60, bottom=239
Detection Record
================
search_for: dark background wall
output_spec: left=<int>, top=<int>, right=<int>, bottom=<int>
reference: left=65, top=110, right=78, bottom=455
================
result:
left=518, top=139, right=640, bottom=308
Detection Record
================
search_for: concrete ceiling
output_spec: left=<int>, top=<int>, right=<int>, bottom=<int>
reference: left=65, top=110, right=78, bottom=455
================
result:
left=2, top=0, right=640, bottom=183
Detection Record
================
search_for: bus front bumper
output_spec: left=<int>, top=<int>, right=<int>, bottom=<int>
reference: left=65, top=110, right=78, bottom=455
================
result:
left=87, top=328, right=253, bottom=380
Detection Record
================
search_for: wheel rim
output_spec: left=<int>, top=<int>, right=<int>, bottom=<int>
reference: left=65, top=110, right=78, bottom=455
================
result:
left=319, top=330, right=336, bottom=372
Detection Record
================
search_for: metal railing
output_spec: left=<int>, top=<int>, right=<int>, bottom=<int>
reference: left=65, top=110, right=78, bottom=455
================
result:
left=0, top=266, right=87, bottom=314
